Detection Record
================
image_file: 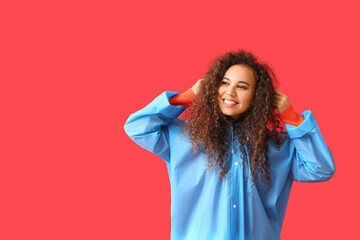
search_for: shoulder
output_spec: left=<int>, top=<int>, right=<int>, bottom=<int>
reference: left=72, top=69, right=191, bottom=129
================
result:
left=167, top=117, right=187, bottom=134
left=266, top=131, right=291, bottom=151
left=266, top=130, right=289, bottom=141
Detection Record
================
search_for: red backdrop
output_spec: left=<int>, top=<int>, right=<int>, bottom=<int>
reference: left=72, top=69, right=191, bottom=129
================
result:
left=1, top=0, right=359, bottom=239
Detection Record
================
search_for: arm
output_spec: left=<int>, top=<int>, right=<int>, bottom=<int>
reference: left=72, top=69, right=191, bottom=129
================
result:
left=124, top=80, right=201, bottom=162
left=274, top=90, right=335, bottom=182
left=124, top=91, right=187, bottom=163
left=285, top=110, right=335, bottom=182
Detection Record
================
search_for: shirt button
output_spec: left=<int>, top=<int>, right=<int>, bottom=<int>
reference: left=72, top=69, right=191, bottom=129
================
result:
left=234, top=162, right=238, bottom=165
left=233, top=204, right=237, bottom=208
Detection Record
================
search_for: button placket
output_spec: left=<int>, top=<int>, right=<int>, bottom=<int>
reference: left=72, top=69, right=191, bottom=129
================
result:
left=231, top=122, right=234, bottom=154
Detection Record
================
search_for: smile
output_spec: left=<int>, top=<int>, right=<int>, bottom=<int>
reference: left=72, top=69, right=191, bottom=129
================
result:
left=223, top=99, right=238, bottom=106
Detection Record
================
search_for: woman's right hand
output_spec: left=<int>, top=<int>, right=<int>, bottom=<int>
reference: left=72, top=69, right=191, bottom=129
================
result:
left=191, top=79, right=203, bottom=96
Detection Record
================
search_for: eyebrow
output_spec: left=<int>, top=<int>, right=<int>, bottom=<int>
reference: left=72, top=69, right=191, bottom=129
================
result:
left=223, top=77, right=250, bottom=86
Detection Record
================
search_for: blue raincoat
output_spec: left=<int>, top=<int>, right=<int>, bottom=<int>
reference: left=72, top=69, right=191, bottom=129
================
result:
left=124, top=91, right=335, bottom=240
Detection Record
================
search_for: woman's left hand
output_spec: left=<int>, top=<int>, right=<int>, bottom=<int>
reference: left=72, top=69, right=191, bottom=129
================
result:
left=274, top=90, right=291, bottom=113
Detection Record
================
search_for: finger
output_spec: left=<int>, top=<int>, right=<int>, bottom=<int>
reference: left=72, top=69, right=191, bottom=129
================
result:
left=275, top=94, right=285, bottom=99
left=274, top=91, right=284, bottom=96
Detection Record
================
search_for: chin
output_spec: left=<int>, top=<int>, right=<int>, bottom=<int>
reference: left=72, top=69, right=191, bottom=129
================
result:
left=221, top=112, right=240, bottom=119
left=221, top=110, right=249, bottom=120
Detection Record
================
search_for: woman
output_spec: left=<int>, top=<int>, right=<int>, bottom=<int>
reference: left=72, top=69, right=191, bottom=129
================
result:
left=124, top=50, right=335, bottom=240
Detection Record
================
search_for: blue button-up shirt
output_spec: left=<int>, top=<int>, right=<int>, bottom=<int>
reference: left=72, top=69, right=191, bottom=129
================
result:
left=124, top=91, right=335, bottom=240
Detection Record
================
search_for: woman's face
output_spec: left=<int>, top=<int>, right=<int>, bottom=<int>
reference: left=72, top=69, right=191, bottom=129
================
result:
left=217, top=64, right=256, bottom=120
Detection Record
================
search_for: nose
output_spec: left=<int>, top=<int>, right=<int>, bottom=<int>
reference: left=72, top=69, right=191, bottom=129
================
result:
left=226, top=85, right=236, bottom=96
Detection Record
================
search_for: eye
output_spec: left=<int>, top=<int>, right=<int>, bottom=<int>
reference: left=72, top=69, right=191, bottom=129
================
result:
left=237, top=85, right=247, bottom=89
left=221, top=80, right=229, bottom=85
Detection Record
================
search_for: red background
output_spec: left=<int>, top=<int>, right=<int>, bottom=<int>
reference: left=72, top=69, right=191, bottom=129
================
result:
left=1, top=0, right=359, bottom=239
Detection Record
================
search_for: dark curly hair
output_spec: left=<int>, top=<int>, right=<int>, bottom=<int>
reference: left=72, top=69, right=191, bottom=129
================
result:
left=182, top=49, right=288, bottom=191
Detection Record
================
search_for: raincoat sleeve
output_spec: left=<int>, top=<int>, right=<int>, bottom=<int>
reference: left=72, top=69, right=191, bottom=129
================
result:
left=285, top=110, right=335, bottom=182
left=124, top=91, right=186, bottom=163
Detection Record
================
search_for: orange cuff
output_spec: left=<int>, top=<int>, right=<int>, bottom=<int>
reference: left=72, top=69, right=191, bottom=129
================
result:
left=169, top=88, right=195, bottom=108
left=278, top=105, right=304, bottom=127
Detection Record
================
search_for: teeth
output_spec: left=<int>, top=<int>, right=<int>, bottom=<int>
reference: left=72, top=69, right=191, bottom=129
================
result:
left=224, top=99, right=237, bottom=105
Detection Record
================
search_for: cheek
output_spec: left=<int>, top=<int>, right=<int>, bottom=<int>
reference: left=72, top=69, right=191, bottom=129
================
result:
left=239, top=92, right=254, bottom=104
left=218, top=87, right=224, bottom=95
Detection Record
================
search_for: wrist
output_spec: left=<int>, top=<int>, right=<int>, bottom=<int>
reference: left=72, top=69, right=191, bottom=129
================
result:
left=169, top=88, right=195, bottom=107
left=278, top=105, right=304, bottom=127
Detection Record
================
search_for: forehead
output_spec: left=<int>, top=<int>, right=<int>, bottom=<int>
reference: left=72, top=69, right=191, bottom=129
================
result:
left=224, top=64, right=256, bottom=84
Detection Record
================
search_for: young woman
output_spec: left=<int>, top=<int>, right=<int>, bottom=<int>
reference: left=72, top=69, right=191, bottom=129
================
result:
left=124, top=50, right=335, bottom=240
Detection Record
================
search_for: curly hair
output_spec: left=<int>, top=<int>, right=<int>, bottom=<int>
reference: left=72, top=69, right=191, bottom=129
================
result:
left=182, top=49, right=288, bottom=191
